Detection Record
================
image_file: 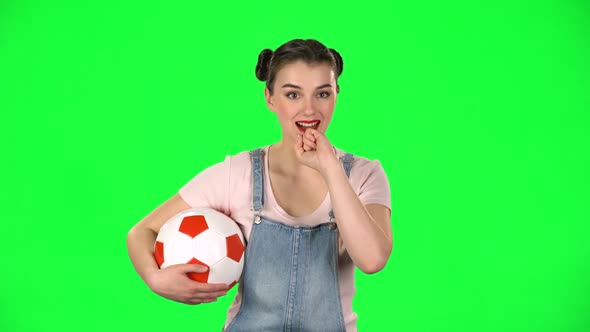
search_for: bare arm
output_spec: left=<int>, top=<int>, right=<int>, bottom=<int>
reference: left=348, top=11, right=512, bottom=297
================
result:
left=127, top=193, right=191, bottom=284
left=295, top=129, right=393, bottom=274
left=323, top=163, right=393, bottom=274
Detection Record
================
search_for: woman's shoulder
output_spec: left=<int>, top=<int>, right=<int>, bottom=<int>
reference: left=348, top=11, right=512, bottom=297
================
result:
left=224, top=145, right=271, bottom=173
left=334, top=148, right=389, bottom=193
left=227, top=145, right=268, bottom=161
left=335, top=147, right=383, bottom=171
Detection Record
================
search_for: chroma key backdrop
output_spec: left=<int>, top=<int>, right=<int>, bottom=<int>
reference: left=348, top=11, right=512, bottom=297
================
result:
left=1, top=0, right=588, bottom=331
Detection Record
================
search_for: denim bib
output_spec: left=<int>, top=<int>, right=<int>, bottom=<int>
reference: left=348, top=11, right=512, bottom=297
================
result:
left=224, top=148, right=354, bottom=332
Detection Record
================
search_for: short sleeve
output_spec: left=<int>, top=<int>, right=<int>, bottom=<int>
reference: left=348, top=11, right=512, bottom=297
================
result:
left=178, top=155, right=231, bottom=214
left=357, top=160, right=391, bottom=211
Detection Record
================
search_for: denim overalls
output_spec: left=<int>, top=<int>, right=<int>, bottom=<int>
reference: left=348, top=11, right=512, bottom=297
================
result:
left=224, top=148, right=354, bottom=332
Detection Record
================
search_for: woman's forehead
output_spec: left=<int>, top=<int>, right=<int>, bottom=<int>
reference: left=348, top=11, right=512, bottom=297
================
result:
left=275, top=61, right=336, bottom=86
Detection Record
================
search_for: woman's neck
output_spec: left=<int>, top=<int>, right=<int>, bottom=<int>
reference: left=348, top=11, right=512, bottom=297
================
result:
left=269, top=140, right=322, bottom=179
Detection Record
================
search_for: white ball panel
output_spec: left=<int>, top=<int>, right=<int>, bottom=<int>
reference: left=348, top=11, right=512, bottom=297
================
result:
left=203, top=211, right=241, bottom=238
left=209, top=257, right=244, bottom=285
left=162, top=233, right=194, bottom=265
left=156, top=216, right=182, bottom=242
left=193, top=229, right=226, bottom=266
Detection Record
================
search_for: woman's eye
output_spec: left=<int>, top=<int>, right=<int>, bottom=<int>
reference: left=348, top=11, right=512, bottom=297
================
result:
left=286, top=92, right=298, bottom=99
left=319, top=91, right=330, bottom=98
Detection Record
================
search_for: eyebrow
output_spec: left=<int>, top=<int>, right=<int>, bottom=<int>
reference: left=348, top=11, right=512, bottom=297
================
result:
left=281, top=83, right=332, bottom=90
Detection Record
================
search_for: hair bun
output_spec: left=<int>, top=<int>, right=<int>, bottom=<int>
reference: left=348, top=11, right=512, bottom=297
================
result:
left=329, top=48, right=343, bottom=77
left=255, top=49, right=274, bottom=81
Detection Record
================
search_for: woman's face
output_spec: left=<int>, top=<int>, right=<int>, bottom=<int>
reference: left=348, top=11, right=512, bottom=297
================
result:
left=265, top=60, right=337, bottom=142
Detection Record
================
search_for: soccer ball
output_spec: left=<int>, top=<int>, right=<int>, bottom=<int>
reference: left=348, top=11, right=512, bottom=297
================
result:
left=154, top=207, right=245, bottom=289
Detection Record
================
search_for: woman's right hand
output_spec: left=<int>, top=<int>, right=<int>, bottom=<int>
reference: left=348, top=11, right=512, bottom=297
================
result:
left=147, top=264, right=230, bottom=305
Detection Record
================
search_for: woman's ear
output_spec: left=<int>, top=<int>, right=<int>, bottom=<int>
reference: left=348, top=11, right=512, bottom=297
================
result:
left=264, top=87, right=275, bottom=111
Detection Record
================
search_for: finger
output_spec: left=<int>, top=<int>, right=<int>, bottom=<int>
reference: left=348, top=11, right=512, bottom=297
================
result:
left=303, top=138, right=317, bottom=150
left=197, top=298, right=218, bottom=304
left=310, top=128, right=326, bottom=141
left=305, top=128, right=317, bottom=142
left=194, top=282, right=230, bottom=292
left=184, top=298, right=215, bottom=305
left=189, top=290, right=227, bottom=301
left=199, top=290, right=228, bottom=300
left=187, top=297, right=217, bottom=305
left=302, top=137, right=317, bottom=151
left=311, top=132, right=331, bottom=151
left=180, top=263, right=209, bottom=273
left=188, top=286, right=228, bottom=300
left=294, top=135, right=304, bottom=157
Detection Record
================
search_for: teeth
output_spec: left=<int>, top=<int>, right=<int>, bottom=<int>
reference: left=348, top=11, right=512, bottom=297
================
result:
left=296, top=121, right=319, bottom=128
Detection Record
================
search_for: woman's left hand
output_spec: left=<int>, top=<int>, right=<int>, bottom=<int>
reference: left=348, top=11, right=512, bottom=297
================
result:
left=294, top=129, right=340, bottom=177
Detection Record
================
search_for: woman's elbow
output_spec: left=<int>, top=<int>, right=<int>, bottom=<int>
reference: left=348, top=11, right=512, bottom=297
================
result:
left=358, top=244, right=392, bottom=274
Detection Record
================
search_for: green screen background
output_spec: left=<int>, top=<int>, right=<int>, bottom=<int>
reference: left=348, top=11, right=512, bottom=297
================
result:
left=1, top=0, right=588, bottom=331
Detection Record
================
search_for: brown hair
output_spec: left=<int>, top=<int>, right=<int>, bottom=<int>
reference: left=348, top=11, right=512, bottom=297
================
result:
left=255, top=39, right=343, bottom=95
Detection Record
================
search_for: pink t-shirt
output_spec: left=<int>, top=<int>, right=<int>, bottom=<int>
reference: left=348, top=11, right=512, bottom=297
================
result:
left=178, top=145, right=391, bottom=331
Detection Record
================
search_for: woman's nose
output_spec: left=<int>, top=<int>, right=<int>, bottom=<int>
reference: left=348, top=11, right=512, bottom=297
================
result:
left=302, top=98, right=317, bottom=115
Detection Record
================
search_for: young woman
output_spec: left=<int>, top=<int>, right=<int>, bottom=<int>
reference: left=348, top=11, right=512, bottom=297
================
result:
left=127, top=38, right=393, bottom=331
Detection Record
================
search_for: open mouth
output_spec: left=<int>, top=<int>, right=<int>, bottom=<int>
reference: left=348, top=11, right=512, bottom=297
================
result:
left=295, top=121, right=320, bottom=132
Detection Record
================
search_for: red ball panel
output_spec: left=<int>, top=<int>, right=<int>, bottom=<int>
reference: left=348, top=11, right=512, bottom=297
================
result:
left=154, top=241, right=164, bottom=267
left=179, top=215, right=209, bottom=239
left=186, top=257, right=209, bottom=283
left=226, top=234, right=245, bottom=263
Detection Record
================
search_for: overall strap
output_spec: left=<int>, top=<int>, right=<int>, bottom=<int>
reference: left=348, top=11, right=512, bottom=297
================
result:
left=341, top=153, right=354, bottom=178
left=329, top=153, right=354, bottom=221
left=250, top=148, right=265, bottom=214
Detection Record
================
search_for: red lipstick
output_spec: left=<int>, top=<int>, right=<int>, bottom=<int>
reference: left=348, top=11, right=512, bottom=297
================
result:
left=295, top=120, right=320, bottom=133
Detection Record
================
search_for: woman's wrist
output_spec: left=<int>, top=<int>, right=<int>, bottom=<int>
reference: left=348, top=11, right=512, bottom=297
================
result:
left=321, top=158, right=345, bottom=184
